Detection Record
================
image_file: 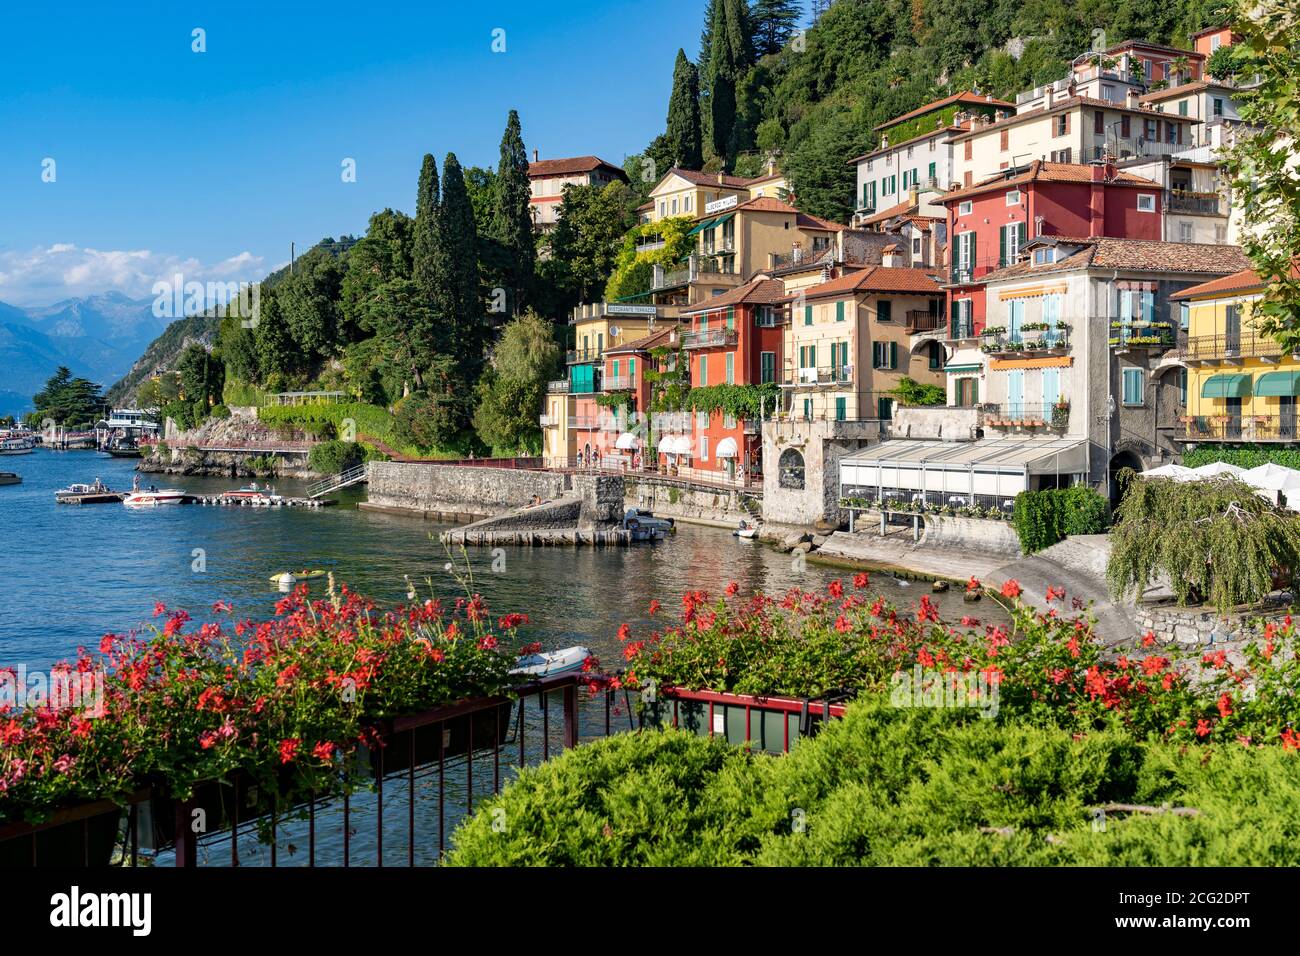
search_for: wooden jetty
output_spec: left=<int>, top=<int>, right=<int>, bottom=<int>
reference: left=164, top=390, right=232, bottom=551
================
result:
left=191, top=494, right=338, bottom=509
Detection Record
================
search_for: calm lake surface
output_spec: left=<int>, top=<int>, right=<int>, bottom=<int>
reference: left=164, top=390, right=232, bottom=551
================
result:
left=1, top=449, right=1006, bottom=671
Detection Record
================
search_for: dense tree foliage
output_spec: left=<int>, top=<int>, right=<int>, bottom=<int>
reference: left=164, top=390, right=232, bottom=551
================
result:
left=666, top=49, right=705, bottom=170
left=493, top=110, right=535, bottom=318
left=472, top=310, right=562, bottom=454
left=30, top=366, right=104, bottom=426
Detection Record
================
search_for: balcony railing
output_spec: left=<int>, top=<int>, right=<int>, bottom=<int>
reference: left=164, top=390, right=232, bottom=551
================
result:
left=635, top=238, right=666, bottom=253
left=567, top=416, right=601, bottom=430
left=547, top=379, right=570, bottom=393
left=700, top=238, right=736, bottom=256
left=566, top=348, right=604, bottom=364
left=603, top=375, right=635, bottom=391
left=783, top=365, right=854, bottom=387
left=980, top=402, right=1071, bottom=429
left=949, top=258, right=1004, bottom=285
left=653, top=267, right=691, bottom=291
left=1168, top=190, right=1221, bottom=215
left=979, top=326, right=1070, bottom=355
left=1109, top=325, right=1176, bottom=350
left=695, top=257, right=738, bottom=277
left=681, top=328, right=738, bottom=349
left=1183, top=414, right=1300, bottom=443
left=1180, top=331, right=1284, bottom=363
left=905, top=310, right=945, bottom=333
left=539, top=414, right=557, bottom=427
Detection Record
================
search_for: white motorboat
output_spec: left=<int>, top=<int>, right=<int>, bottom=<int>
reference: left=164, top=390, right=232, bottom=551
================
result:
left=510, top=645, right=593, bottom=678
left=123, top=488, right=188, bottom=506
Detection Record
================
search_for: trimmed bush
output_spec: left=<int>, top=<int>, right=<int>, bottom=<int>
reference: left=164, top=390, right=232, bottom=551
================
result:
left=308, top=440, right=365, bottom=475
left=1011, top=486, right=1109, bottom=554
left=1183, top=445, right=1300, bottom=471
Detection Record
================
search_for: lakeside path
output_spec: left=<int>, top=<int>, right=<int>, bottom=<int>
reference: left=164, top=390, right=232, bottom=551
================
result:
left=813, top=529, right=1010, bottom=582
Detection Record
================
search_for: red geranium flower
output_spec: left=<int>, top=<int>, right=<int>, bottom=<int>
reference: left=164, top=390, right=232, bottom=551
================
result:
left=278, top=738, right=301, bottom=764
left=999, top=579, right=1022, bottom=600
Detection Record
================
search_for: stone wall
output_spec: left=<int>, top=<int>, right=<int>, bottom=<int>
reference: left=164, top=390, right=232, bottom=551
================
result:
left=761, top=419, right=881, bottom=528
left=364, top=462, right=568, bottom=519
left=1131, top=602, right=1287, bottom=654
left=573, top=474, right=625, bottom=528
left=626, top=476, right=751, bottom=527
left=920, top=514, right=1022, bottom=555
left=887, top=406, right=981, bottom=442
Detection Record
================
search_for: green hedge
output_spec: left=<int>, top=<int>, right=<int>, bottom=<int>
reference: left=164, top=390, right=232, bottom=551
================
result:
left=1183, top=445, right=1300, bottom=471
left=446, top=697, right=1300, bottom=867
left=307, top=440, right=366, bottom=475
left=1011, top=486, right=1109, bottom=554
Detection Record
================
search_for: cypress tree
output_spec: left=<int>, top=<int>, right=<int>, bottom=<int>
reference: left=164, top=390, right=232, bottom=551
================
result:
left=706, top=0, right=753, bottom=170
left=666, top=50, right=704, bottom=170
left=412, top=153, right=441, bottom=302
left=494, top=109, right=535, bottom=317
left=432, top=153, right=484, bottom=391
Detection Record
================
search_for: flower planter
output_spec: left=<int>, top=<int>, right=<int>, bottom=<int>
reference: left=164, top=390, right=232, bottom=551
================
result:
left=145, top=771, right=284, bottom=850
left=0, top=802, right=123, bottom=867
left=642, top=687, right=849, bottom=755
left=368, top=700, right=514, bottom=778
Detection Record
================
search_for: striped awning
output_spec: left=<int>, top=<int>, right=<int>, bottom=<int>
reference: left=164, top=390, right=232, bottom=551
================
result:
left=997, top=283, right=1068, bottom=301
left=1254, top=370, right=1300, bottom=397
left=1201, top=373, right=1253, bottom=399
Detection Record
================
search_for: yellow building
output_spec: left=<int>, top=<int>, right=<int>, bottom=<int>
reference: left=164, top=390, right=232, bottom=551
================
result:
left=1175, top=268, right=1298, bottom=443
left=783, top=266, right=947, bottom=423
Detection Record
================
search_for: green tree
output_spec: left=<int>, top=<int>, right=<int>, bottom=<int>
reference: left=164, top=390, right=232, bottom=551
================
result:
left=782, top=108, right=868, bottom=222
left=361, top=278, right=439, bottom=393
left=705, top=0, right=754, bottom=168
left=432, top=153, right=484, bottom=394
left=493, top=110, right=535, bottom=318
left=412, top=153, right=441, bottom=304
left=548, top=181, right=641, bottom=304
left=31, top=366, right=105, bottom=426
left=472, top=310, right=561, bottom=453
left=751, top=0, right=802, bottom=56
left=177, top=343, right=225, bottom=412
left=254, top=290, right=297, bottom=382
left=278, top=250, right=344, bottom=364
left=341, top=208, right=414, bottom=338
left=666, top=50, right=704, bottom=170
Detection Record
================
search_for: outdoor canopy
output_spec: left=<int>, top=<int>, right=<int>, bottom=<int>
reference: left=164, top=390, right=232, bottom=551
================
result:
left=686, top=218, right=716, bottom=236
left=1254, top=370, right=1300, bottom=397
left=1200, top=373, right=1253, bottom=399
left=615, top=432, right=640, bottom=450
left=715, top=437, right=739, bottom=458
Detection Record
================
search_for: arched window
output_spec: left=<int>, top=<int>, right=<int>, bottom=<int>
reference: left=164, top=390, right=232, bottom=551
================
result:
left=778, top=448, right=806, bottom=490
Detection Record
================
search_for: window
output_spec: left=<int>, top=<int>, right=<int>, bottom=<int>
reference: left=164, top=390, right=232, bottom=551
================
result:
left=804, top=305, right=813, bottom=326
left=1179, top=302, right=1190, bottom=331
left=1042, top=367, right=1061, bottom=409
left=1215, top=224, right=1227, bottom=243
left=877, top=299, right=893, bottom=323
left=780, top=447, right=806, bottom=487
left=951, top=299, right=973, bottom=339
left=1137, top=193, right=1156, bottom=213
left=958, top=200, right=973, bottom=216
left=684, top=195, right=692, bottom=212
left=964, top=140, right=973, bottom=161
left=912, top=236, right=922, bottom=256
left=1210, top=34, right=1222, bottom=52
left=801, top=399, right=812, bottom=422
left=1178, top=368, right=1188, bottom=405
left=835, top=397, right=847, bottom=421
left=1213, top=97, right=1224, bottom=117
left=1050, top=148, right=1073, bottom=163
left=760, top=351, right=776, bottom=384
left=698, top=355, right=708, bottom=385
left=927, top=162, right=936, bottom=182
left=1094, top=110, right=1105, bottom=134
left=1055, top=114, right=1069, bottom=136
left=1178, top=100, right=1189, bottom=116
left=906, top=145, right=914, bottom=158
left=872, top=341, right=898, bottom=369
left=699, top=435, right=709, bottom=461
left=956, top=377, right=979, bottom=406
left=1179, top=221, right=1194, bottom=242
left=1033, top=247, right=1056, bottom=265
left=629, top=358, right=636, bottom=379
left=877, top=397, right=894, bottom=421
left=726, top=306, right=735, bottom=329
left=1122, top=368, right=1144, bottom=406
left=1000, top=222, right=1026, bottom=266
left=611, top=360, right=620, bottom=380
left=1102, top=85, right=1117, bottom=102
left=725, top=352, right=734, bottom=384
left=1121, top=115, right=1131, bottom=138
left=928, top=341, right=943, bottom=370
left=671, top=198, right=678, bottom=214
left=836, top=300, right=845, bottom=322
left=1006, top=190, right=1021, bottom=206
left=1000, top=129, right=1009, bottom=151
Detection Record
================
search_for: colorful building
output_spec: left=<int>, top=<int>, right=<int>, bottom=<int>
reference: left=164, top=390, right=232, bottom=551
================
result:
left=527, top=154, right=628, bottom=231
left=677, top=278, right=787, bottom=483
left=1175, top=267, right=1300, bottom=446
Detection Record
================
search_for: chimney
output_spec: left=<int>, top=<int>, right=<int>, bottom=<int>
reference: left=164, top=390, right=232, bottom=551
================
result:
left=1126, top=88, right=1140, bottom=110
left=718, top=171, right=725, bottom=185
left=533, top=148, right=539, bottom=163
left=1089, top=170, right=1107, bottom=237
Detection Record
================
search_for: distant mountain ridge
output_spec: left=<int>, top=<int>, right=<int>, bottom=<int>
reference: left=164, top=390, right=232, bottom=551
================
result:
left=0, top=292, right=165, bottom=416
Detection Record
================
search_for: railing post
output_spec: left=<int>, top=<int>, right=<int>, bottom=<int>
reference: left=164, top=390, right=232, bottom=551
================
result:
left=174, top=798, right=197, bottom=867
left=562, top=682, right=580, bottom=750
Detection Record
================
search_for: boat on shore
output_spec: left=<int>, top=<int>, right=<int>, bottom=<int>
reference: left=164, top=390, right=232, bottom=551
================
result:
left=56, top=480, right=124, bottom=504
left=123, top=488, right=188, bottom=506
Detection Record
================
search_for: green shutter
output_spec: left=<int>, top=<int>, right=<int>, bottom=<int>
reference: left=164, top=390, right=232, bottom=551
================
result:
left=835, top=397, right=847, bottom=421
left=727, top=306, right=735, bottom=329
left=999, top=226, right=1008, bottom=266
left=836, top=300, right=845, bottom=322
left=878, top=299, right=892, bottom=323
left=804, top=305, right=812, bottom=326
left=699, top=355, right=707, bottom=385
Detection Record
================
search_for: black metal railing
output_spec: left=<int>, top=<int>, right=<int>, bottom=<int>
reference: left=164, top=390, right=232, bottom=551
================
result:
left=1181, top=331, right=1283, bottom=362
left=980, top=402, right=1071, bottom=428
left=1183, top=414, right=1299, bottom=442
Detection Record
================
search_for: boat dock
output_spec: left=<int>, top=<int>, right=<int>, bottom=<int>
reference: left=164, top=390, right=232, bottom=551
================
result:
left=191, top=494, right=338, bottom=508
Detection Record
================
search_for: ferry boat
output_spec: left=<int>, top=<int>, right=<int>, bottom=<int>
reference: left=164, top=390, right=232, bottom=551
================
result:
left=56, top=479, right=124, bottom=504
left=0, top=438, right=34, bottom=456
left=123, top=487, right=188, bottom=506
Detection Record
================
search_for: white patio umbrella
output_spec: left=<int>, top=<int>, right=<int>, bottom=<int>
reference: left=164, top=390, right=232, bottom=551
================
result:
left=1188, top=461, right=1246, bottom=478
left=1140, top=463, right=1196, bottom=480
left=1240, top=463, right=1300, bottom=506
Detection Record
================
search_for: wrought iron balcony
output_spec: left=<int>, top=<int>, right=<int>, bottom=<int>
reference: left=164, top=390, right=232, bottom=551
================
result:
left=1182, top=414, right=1299, bottom=443
left=680, top=328, right=738, bottom=349
left=980, top=402, right=1071, bottom=429
left=1180, top=331, right=1285, bottom=364
left=782, top=365, right=854, bottom=387
left=1168, top=190, right=1221, bottom=215
left=566, top=348, right=604, bottom=364
left=978, top=326, right=1070, bottom=356
left=547, top=379, right=570, bottom=393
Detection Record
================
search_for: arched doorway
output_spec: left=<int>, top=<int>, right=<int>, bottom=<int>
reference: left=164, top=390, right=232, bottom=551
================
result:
left=1108, top=449, right=1144, bottom=505
left=779, top=448, right=805, bottom=490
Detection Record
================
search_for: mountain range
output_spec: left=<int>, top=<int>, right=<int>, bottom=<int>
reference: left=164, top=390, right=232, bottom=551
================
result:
left=0, top=292, right=171, bottom=417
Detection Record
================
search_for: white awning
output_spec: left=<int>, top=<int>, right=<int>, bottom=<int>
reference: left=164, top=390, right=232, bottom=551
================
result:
left=840, top=437, right=1089, bottom=500
left=715, top=436, right=739, bottom=458
left=657, top=434, right=675, bottom=453
left=670, top=436, right=693, bottom=456
left=615, top=432, right=640, bottom=450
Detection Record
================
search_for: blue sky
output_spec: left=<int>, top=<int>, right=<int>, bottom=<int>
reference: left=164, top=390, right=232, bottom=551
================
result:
left=0, top=0, right=711, bottom=306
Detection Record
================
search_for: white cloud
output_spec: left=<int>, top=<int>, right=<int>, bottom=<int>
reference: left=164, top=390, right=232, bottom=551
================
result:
left=0, top=244, right=267, bottom=308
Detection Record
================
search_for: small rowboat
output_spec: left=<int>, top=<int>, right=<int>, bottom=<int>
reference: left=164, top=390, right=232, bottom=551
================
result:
left=510, top=645, right=593, bottom=678
left=270, top=570, right=327, bottom=585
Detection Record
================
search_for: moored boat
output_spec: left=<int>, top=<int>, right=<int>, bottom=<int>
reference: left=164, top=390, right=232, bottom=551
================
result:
left=221, top=483, right=282, bottom=504
left=123, top=488, right=188, bottom=506
left=0, top=438, right=34, bottom=456
left=0, top=473, right=20, bottom=486
left=56, top=479, right=123, bottom=504
left=510, top=645, right=593, bottom=678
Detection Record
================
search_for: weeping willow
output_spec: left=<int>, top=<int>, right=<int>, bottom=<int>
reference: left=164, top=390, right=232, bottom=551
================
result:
left=1107, top=473, right=1300, bottom=615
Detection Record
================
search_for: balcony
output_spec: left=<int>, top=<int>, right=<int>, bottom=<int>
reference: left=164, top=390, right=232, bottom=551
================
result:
left=700, top=238, right=736, bottom=256
left=980, top=402, right=1070, bottom=429
left=905, top=310, right=945, bottom=334
left=566, top=348, right=604, bottom=365
left=547, top=379, right=570, bottom=394
left=783, top=365, right=854, bottom=388
left=539, top=414, right=558, bottom=428
left=948, top=258, right=1003, bottom=286
left=1180, top=331, right=1285, bottom=365
left=1182, top=414, right=1300, bottom=443
left=652, top=266, right=691, bottom=291
left=603, top=375, right=635, bottom=391
left=681, top=327, right=738, bottom=349
left=978, top=326, right=1070, bottom=356
left=1109, top=324, right=1176, bottom=352
left=1168, top=190, right=1221, bottom=216
left=695, top=257, right=738, bottom=277
left=567, top=416, right=601, bottom=430
left=635, top=237, right=666, bottom=254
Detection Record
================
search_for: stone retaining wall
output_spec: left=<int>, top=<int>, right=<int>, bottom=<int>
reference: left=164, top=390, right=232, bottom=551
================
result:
left=626, top=476, right=751, bottom=528
left=1132, top=602, right=1288, bottom=653
left=364, top=462, right=568, bottom=519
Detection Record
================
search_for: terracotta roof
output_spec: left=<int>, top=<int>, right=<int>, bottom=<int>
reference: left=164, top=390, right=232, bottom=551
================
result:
left=951, top=95, right=1198, bottom=142
left=528, top=156, right=625, bottom=178
left=848, top=124, right=965, bottom=164
left=746, top=169, right=784, bottom=184
left=795, top=211, right=844, bottom=232
left=1189, top=24, right=1235, bottom=41
left=679, top=278, right=788, bottom=315
left=941, top=160, right=1160, bottom=203
left=803, top=265, right=944, bottom=300
left=604, top=325, right=680, bottom=355
left=875, top=91, right=1014, bottom=132
left=665, top=167, right=757, bottom=189
left=1137, top=80, right=1232, bottom=103
left=978, top=238, right=1252, bottom=284
left=1170, top=268, right=1262, bottom=300
left=1105, top=39, right=1204, bottom=60
left=861, top=198, right=914, bottom=226
left=733, top=196, right=799, bottom=214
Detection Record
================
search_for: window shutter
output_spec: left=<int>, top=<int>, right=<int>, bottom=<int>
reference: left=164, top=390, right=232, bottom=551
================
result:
left=999, top=226, right=1007, bottom=266
left=890, top=341, right=898, bottom=369
left=804, top=305, right=812, bottom=326
left=1018, top=222, right=1027, bottom=250
left=1064, top=112, right=1071, bottom=134
left=836, top=300, right=845, bottom=322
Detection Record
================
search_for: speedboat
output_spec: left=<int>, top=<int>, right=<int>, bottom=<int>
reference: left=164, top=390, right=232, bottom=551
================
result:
left=56, top=480, right=122, bottom=504
left=734, top=520, right=758, bottom=539
left=511, top=645, right=593, bottom=678
left=270, top=570, right=326, bottom=585
left=222, top=484, right=282, bottom=505
left=123, top=488, right=187, bottom=506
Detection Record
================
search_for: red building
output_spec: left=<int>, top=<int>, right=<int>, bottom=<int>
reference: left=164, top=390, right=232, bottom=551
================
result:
left=676, top=278, right=787, bottom=484
left=599, top=326, right=678, bottom=469
left=943, top=160, right=1165, bottom=337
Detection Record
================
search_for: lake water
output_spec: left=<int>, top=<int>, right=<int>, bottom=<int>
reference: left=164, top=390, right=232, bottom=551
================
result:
left=0, top=449, right=1005, bottom=673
